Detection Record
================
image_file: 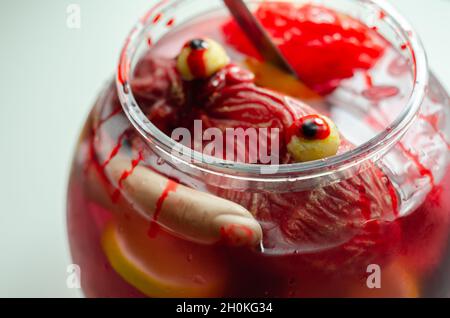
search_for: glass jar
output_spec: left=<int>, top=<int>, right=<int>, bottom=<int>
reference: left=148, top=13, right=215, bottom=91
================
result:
left=67, top=0, right=450, bottom=297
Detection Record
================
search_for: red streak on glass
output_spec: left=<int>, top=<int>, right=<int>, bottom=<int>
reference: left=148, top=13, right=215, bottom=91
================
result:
left=364, top=71, right=373, bottom=88
left=112, top=151, right=144, bottom=202
left=166, top=18, right=175, bottom=27
left=362, top=85, right=400, bottom=101
left=399, top=144, right=435, bottom=186
left=86, top=107, right=123, bottom=179
left=140, top=0, right=168, bottom=24
left=357, top=185, right=372, bottom=220
left=419, top=114, right=450, bottom=149
left=101, top=131, right=127, bottom=169
left=387, top=181, right=399, bottom=216
left=374, top=168, right=399, bottom=216
left=118, top=34, right=132, bottom=85
left=148, top=180, right=179, bottom=238
left=98, top=106, right=122, bottom=127
left=153, top=13, right=162, bottom=24
left=187, top=49, right=207, bottom=78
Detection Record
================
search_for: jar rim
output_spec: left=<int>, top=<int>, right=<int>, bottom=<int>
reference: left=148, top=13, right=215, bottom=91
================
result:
left=115, top=0, right=428, bottom=184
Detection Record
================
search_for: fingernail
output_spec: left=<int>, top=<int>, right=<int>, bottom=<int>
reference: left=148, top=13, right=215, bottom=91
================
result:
left=215, top=215, right=262, bottom=247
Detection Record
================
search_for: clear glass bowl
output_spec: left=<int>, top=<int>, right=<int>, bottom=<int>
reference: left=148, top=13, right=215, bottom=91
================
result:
left=67, top=0, right=450, bottom=297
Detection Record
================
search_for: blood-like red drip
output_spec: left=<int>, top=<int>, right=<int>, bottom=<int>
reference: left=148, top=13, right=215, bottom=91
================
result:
left=419, top=114, right=450, bottom=150
left=153, top=13, right=162, bottom=24
left=362, top=85, right=400, bottom=101
left=148, top=179, right=179, bottom=238
left=101, top=131, right=127, bottom=169
left=85, top=105, right=124, bottom=185
left=399, top=144, right=435, bottom=186
left=357, top=185, right=372, bottom=220
left=364, top=72, right=374, bottom=88
left=187, top=49, right=207, bottom=78
left=387, top=180, right=400, bottom=216
left=112, top=151, right=144, bottom=202
left=99, top=106, right=123, bottom=127
left=166, top=18, right=175, bottom=27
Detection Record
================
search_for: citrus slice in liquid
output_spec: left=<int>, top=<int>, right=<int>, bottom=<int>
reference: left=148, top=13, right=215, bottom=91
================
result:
left=101, top=218, right=229, bottom=298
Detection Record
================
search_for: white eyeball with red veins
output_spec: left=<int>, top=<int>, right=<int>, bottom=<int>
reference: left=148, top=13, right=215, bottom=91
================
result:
left=287, top=115, right=340, bottom=162
left=177, top=38, right=230, bottom=81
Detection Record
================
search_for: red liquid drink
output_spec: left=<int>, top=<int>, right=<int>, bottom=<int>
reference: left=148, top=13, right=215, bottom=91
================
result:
left=67, top=1, right=450, bottom=297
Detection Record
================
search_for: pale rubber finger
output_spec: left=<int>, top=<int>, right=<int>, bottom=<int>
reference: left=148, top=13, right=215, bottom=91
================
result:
left=105, top=157, right=263, bottom=246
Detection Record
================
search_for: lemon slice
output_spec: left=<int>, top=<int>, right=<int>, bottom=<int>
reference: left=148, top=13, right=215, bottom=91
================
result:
left=102, top=219, right=229, bottom=298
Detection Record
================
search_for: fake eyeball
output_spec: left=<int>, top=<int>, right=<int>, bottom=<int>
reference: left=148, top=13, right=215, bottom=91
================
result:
left=287, top=115, right=340, bottom=162
left=177, top=38, right=230, bottom=80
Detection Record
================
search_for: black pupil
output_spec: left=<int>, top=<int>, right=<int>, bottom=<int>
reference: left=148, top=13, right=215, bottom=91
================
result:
left=190, top=39, right=208, bottom=50
left=301, top=120, right=318, bottom=139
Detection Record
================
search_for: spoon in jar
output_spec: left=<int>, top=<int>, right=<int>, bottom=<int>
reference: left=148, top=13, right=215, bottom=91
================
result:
left=223, top=0, right=299, bottom=79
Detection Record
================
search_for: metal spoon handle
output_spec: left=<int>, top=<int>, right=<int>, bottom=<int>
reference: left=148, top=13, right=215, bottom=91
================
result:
left=223, top=0, right=298, bottom=78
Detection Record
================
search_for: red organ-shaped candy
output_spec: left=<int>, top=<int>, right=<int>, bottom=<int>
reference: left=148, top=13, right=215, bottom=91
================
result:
left=222, top=3, right=387, bottom=94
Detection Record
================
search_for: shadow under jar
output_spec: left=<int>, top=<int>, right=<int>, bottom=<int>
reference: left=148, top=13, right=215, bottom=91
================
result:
left=67, top=0, right=450, bottom=298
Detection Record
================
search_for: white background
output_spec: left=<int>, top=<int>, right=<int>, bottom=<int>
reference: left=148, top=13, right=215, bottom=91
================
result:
left=0, top=0, right=448, bottom=297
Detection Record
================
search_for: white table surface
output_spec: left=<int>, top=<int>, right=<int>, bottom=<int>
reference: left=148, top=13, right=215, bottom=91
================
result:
left=0, top=0, right=449, bottom=297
